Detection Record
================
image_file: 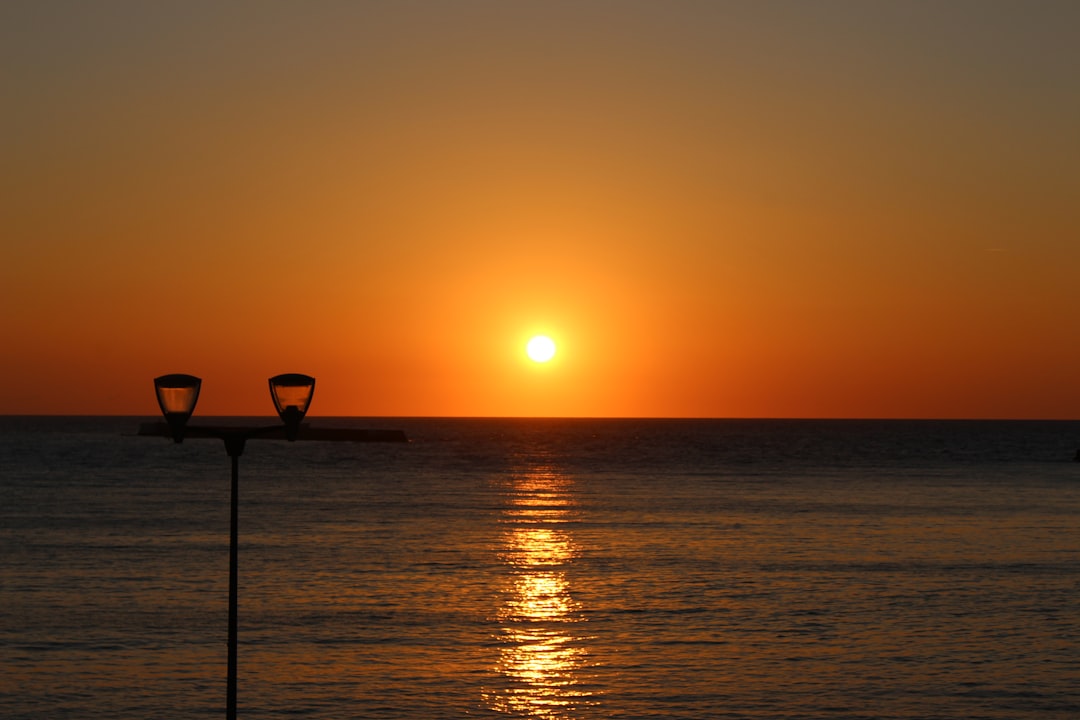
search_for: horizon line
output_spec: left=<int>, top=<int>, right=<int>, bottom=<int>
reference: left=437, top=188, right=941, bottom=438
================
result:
left=3, top=413, right=1078, bottom=423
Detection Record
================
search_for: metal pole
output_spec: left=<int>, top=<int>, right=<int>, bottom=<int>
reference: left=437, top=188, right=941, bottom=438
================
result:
left=224, top=435, right=245, bottom=720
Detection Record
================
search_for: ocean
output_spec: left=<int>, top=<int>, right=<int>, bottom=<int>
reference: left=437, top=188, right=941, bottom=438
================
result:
left=1, top=416, right=1078, bottom=719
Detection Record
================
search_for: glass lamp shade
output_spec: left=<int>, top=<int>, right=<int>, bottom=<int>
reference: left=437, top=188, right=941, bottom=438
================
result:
left=154, top=374, right=202, bottom=443
left=269, top=373, right=315, bottom=441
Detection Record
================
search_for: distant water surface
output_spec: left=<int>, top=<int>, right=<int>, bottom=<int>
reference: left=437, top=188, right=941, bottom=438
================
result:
left=1, top=417, right=1078, bottom=719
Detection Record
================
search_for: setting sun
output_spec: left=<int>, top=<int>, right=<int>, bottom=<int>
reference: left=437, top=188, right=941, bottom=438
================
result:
left=526, top=335, right=557, bottom=363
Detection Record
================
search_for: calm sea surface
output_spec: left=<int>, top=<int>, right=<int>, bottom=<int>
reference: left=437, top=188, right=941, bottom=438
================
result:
left=1, top=417, right=1078, bottom=719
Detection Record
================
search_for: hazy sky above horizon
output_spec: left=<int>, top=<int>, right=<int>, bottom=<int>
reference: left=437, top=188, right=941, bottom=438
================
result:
left=3, top=1, right=1079, bottom=418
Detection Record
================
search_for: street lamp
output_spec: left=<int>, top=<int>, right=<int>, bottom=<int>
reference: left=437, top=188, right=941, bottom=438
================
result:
left=143, top=374, right=405, bottom=717
left=150, top=373, right=316, bottom=720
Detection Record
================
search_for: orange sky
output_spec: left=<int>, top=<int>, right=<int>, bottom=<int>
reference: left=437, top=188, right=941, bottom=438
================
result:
left=3, top=1, right=1079, bottom=418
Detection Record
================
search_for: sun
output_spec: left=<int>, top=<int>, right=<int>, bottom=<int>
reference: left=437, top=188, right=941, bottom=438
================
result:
left=526, top=335, right=557, bottom=363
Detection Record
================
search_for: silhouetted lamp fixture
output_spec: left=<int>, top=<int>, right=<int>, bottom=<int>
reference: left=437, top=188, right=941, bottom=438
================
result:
left=269, top=373, right=315, bottom=441
left=154, top=373, right=201, bottom=443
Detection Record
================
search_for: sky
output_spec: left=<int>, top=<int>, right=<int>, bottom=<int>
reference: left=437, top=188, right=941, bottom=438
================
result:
left=3, top=0, right=1079, bottom=418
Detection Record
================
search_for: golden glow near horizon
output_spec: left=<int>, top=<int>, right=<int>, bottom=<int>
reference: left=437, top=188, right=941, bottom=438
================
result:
left=526, top=336, right=557, bottom=363
left=2, top=2, right=1079, bottom=417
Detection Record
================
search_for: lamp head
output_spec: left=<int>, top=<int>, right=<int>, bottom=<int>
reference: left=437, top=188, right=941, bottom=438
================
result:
left=269, top=373, right=315, bottom=441
left=153, top=374, right=202, bottom=443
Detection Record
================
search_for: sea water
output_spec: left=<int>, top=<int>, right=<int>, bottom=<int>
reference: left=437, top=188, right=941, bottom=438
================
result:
left=1, top=416, right=1078, bottom=719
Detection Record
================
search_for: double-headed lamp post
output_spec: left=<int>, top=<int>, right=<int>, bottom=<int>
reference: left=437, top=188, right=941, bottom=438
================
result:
left=152, top=372, right=316, bottom=720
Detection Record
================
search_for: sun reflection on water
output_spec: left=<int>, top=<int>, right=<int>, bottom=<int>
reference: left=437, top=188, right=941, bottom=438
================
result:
left=484, top=463, right=596, bottom=718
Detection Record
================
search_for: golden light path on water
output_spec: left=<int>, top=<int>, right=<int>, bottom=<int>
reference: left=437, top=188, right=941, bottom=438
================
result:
left=484, top=461, right=596, bottom=717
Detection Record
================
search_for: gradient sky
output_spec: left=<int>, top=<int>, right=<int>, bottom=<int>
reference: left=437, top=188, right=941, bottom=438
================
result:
left=3, top=1, right=1078, bottom=418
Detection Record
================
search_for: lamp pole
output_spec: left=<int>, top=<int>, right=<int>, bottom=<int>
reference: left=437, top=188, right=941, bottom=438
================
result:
left=225, top=433, right=244, bottom=720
